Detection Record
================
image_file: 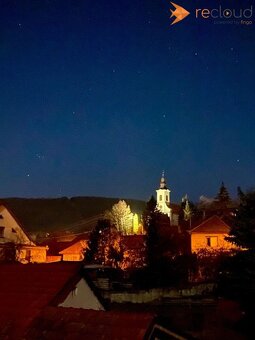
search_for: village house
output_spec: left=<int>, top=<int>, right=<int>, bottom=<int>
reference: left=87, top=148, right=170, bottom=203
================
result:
left=0, top=202, right=47, bottom=263
left=189, top=215, right=236, bottom=253
left=0, top=262, right=105, bottom=338
left=43, top=233, right=90, bottom=262
left=0, top=262, right=182, bottom=339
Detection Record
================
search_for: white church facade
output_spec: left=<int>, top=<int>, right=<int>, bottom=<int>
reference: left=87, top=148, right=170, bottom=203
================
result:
left=156, top=172, right=179, bottom=226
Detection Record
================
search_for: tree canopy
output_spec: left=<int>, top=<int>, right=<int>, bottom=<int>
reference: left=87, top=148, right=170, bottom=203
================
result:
left=104, top=200, right=133, bottom=235
left=227, top=190, right=255, bottom=249
left=215, top=182, right=231, bottom=203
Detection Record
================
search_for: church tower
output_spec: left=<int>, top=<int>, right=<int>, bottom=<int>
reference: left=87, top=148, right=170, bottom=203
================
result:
left=156, top=171, right=172, bottom=217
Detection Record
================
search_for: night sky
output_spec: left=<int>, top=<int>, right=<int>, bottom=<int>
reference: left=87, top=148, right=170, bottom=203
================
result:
left=0, top=0, right=254, bottom=202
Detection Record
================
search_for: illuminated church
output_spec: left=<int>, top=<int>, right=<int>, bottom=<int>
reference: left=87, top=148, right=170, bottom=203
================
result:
left=156, top=172, right=179, bottom=226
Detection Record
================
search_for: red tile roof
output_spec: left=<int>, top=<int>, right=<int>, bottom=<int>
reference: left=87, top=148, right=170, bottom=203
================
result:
left=41, top=233, right=90, bottom=256
left=0, top=262, right=82, bottom=338
left=189, top=215, right=230, bottom=234
left=122, top=235, right=146, bottom=250
left=25, top=306, right=154, bottom=340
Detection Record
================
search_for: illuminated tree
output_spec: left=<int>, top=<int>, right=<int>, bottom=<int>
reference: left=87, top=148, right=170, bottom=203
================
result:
left=183, top=200, right=193, bottom=222
left=95, top=227, right=123, bottom=268
left=104, top=200, right=133, bottom=235
left=179, top=196, right=196, bottom=230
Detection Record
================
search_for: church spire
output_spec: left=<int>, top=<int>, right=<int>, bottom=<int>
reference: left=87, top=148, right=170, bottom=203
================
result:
left=159, top=170, right=167, bottom=189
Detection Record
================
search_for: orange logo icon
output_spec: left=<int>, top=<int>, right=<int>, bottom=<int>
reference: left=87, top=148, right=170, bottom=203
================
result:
left=170, top=2, right=190, bottom=25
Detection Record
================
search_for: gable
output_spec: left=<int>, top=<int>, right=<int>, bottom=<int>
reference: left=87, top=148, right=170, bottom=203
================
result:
left=59, top=278, right=104, bottom=310
left=190, top=215, right=230, bottom=234
left=0, top=205, right=33, bottom=245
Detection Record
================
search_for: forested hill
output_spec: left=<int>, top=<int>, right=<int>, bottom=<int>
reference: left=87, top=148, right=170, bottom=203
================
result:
left=1, top=197, right=146, bottom=233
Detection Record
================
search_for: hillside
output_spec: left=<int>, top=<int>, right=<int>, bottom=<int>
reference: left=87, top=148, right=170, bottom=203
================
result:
left=2, top=197, right=146, bottom=233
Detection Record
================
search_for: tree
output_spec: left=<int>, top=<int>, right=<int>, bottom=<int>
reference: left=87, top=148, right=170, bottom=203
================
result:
left=237, top=186, right=245, bottom=201
left=95, top=227, right=123, bottom=268
left=142, top=196, right=161, bottom=267
left=85, top=219, right=110, bottom=263
left=215, top=182, right=231, bottom=203
left=85, top=219, right=123, bottom=267
left=0, top=243, right=18, bottom=263
left=227, top=190, right=255, bottom=249
left=104, top=200, right=133, bottom=235
left=179, top=195, right=196, bottom=230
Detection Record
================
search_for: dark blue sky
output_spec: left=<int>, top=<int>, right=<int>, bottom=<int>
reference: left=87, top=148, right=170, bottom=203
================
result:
left=0, top=0, right=254, bottom=202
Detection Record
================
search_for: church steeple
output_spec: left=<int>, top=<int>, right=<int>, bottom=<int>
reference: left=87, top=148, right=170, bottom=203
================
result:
left=156, top=171, right=171, bottom=217
left=159, top=171, right=167, bottom=189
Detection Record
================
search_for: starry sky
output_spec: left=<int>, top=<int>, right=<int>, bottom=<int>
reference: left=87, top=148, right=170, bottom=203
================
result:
left=0, top=0, right=254, bottom=202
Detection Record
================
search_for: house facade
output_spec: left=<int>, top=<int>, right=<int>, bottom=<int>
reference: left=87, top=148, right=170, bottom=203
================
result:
left=189, top=215, right=236, bottom=253
left=0, top=203, right=47, bottom=263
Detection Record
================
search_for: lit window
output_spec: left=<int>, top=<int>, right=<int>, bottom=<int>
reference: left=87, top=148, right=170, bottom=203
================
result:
left=206, top=236, right=218, bottom=247
left=0, top=226, right=4, bottom=238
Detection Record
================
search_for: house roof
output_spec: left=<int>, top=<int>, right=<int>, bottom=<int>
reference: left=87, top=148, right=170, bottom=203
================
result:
left=0, top=262, right=82, bottom=338
left=41, top=233, right=90, bottom=256
left=189, top=215, right=230, bottom=234
left=25, top=306, right=155, bottom=340
left=169, top=203, right=181, bottom=214
left=122, top=235, right=146, bottom=250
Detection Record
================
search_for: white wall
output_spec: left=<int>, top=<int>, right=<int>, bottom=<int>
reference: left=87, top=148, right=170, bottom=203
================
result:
left=59, top=278, right=104, bottom=310
left=0, top=205, right=33, bottom=245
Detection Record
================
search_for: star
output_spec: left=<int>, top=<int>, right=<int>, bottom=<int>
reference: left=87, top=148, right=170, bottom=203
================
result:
left=35, top=153, right=45, bottom=160
left=194, top=52, right=198, bottom=56
left=26, top=173, right=30, bottom=177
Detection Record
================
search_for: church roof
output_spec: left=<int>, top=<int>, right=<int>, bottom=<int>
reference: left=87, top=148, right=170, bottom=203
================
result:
left=167, top=203, right=181, bottom=214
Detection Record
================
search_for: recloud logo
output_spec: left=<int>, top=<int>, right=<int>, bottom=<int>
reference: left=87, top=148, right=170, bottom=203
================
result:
left=196, top=6, right=253, bottom=20
left=169, top=2, right=253, bottom=26
left=170, top=2, right=190, bottom=25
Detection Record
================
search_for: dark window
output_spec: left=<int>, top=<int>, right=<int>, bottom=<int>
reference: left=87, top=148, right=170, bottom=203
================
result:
left=206, top=236, right=218, bottom=247
left=159, top=195, right=162, bottom=201
left=12, top=228, right=17, bottom=233
left=0, top=215, right=3, bottom=219
left=0, top=226, right=5, bottom=238
left=206, top=237, right=211, bottom=247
